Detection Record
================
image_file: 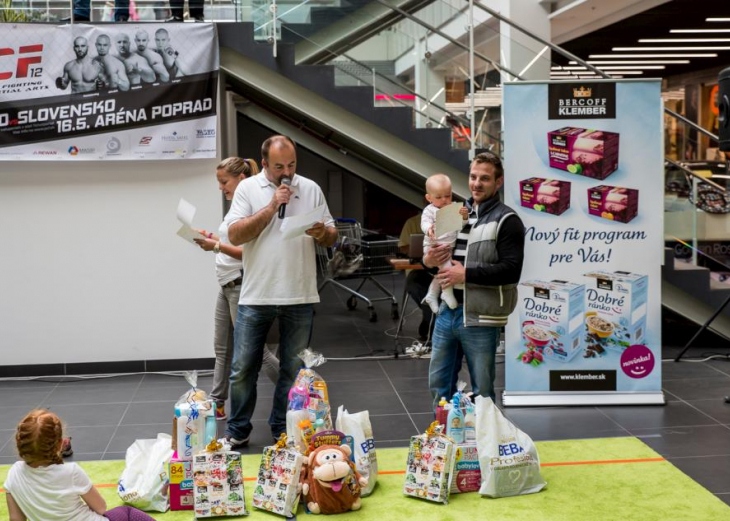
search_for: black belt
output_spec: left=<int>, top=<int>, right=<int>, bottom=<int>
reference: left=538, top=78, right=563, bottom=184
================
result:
left=222, top=276, right=243, bottom=289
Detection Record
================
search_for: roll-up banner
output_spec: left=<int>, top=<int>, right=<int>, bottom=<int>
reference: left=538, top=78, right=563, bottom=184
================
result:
left=503, top=80, right=664, bottom=406
left=0, top=23, right=218, bottom=160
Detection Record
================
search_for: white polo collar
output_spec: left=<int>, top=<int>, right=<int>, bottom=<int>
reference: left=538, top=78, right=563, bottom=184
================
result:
left=258, top=170, right=300, bottom=188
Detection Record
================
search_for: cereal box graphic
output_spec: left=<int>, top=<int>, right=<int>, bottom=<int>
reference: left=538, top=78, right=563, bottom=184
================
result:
left=192, top=449, right=248, bottom=518
left=520, top=280, right=585, bottom=363
left=404, top=423, right=456, bottom=504
left=548, top=127, right=619, bottom=180
left=583, top=271, right=648, bottom=356
left=519, top=178, right=571, bottom=215
left=587, top=185, right=639, bottom=223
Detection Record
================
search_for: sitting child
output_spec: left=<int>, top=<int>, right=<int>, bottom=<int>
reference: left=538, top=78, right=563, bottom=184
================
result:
left=421, top=173, right=468, bottom=314
left=4, top=409, right=155, bottom=521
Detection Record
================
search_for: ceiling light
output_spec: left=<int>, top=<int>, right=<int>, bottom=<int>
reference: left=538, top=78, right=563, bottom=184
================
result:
left=707, top=18, right=730, bottom=22
left=613, top=47, right=730, bottom=51
left=639, top=38, right=730, bottom=43
left=555, top=65, right=664, bottom=70
left=551, top=71, right=643, bottom=76
left=670, top=29, right=730, bottom=33
left=569, top=60, right=689, bottom=64
left=590, top=54, right=717, bottom=58
left=595, top=71, right=643, bottom=75
left=595, top=65, right=665, bottom=69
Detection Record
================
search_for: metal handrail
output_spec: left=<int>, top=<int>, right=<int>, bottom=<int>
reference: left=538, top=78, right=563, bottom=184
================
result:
left=374, top=0, right=524, bottom=81
left=469, top=0, right=722, bottom=145
left=666, top=158, right=726, bottom=192
left=664, top=107, right=720, bottom=142
left=280, top=23, right=503, bottom=144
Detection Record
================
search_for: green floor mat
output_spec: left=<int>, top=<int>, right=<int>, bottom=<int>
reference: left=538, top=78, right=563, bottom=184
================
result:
left=1, top=437, right=728, bottom=520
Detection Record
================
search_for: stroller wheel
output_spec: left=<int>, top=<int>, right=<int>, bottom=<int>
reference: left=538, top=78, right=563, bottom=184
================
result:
left=346, top=296, right=358, bottom=310
left=369, top=309, right=378, bottom=322
left=391, top=303, right=399, bottom=320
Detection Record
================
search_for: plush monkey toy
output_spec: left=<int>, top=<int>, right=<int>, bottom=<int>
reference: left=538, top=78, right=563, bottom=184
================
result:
left=300, top=444, right=368, bottom=514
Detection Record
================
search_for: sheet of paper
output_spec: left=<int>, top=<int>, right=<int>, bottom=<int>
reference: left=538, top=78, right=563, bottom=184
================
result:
left=176, top=198, right=200, bottom=244
left=280, top=204, right=326, bottom=240
left=434, top=202, right=464, bottom=238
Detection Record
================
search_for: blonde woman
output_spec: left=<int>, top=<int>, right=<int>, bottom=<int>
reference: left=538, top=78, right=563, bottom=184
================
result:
left=195, top=157, right=279, bottom=420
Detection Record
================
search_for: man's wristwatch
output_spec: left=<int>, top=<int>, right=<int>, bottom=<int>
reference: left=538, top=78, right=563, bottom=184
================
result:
left=213, top=241, right=221, bottom=254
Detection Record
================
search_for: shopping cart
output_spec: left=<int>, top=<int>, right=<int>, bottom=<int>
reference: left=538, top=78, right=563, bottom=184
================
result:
left=317, top=218, right=400, bottom=322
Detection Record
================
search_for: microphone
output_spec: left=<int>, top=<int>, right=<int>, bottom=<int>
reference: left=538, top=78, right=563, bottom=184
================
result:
left=278, top=176, right=292, bottom=219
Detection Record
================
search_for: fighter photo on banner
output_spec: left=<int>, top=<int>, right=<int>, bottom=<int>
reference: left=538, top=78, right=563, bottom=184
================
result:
left=0, top=23, right=218, bottom=160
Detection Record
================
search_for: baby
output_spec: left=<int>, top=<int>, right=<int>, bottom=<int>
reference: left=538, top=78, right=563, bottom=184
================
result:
left=421, top=174, right=468, bottom=314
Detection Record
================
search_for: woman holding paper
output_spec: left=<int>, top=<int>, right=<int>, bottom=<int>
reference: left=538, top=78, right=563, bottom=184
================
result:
left=194, top=157, right=280, bottom=421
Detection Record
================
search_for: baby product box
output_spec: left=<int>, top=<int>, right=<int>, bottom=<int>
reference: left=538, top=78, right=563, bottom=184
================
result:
left=169, top=456, right=194, bottom=511
left=175, top=400, right=216, bottom=462
left=519, top=178, right=571, bottom=215
left=193, top=450, right=248, bottom=518
left=404, top=425, right=456, bottom=504
left=548, top=127, right=620, bottom=179
left=587, top=185, right=639, bottom=223
left=253, top=444, right=304, bottom=518
left=583, top=271, right=648, bottom=354
left=520, top=280, right=585, bottom=362
left=450, top=443, right=481, bottom=494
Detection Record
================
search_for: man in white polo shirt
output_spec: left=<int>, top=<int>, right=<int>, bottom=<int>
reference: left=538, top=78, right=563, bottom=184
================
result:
left=224, top=135, right=338, bottom=446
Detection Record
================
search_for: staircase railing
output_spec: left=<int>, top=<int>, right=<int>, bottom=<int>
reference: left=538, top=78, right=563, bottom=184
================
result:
left=280, top=22, right=503, bottom=151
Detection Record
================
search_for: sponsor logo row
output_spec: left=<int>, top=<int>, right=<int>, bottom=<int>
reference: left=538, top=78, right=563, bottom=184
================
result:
left=33, top=129, right=215, bottom=157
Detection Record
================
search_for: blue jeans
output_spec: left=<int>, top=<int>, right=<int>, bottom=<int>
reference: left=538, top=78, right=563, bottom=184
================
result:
left=429, top=304, right=499, bottom=412
left=226, top=304, right=313, bottom=440
left=72, top=0, right=128, bottom=19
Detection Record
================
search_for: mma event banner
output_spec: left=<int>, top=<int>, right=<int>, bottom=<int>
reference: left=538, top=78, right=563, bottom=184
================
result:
left=0, top=23, right=218, bottom=160
left=502, top=80, right=664, bottom=406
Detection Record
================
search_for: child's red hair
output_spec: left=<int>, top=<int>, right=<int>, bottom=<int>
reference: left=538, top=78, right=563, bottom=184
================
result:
left=16, top=409, right=63, bottom=465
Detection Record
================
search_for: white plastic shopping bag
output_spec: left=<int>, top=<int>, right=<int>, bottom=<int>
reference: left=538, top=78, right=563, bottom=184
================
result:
left=118, top=433, right=175, bottom=512
left=336, top=405, right=378, bottom=496
left=474, top=396, right=546, bottom=498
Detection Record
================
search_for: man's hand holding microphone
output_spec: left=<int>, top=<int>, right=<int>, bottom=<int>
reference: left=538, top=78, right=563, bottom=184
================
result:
left=270, top=176, right=326, bottom=242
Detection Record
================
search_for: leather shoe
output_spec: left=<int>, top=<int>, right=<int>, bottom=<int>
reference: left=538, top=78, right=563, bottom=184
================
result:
left=166, top=15, right=184, bottom=22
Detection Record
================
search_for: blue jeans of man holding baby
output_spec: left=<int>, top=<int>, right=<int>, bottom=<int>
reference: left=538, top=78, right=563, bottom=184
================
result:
left=429, top=303, right=499, bottom=411
left=226, top=304, right=313, bottom=441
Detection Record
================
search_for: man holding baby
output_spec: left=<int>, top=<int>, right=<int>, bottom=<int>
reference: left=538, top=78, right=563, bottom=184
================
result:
left=424, top=152, right=525, bottom=410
